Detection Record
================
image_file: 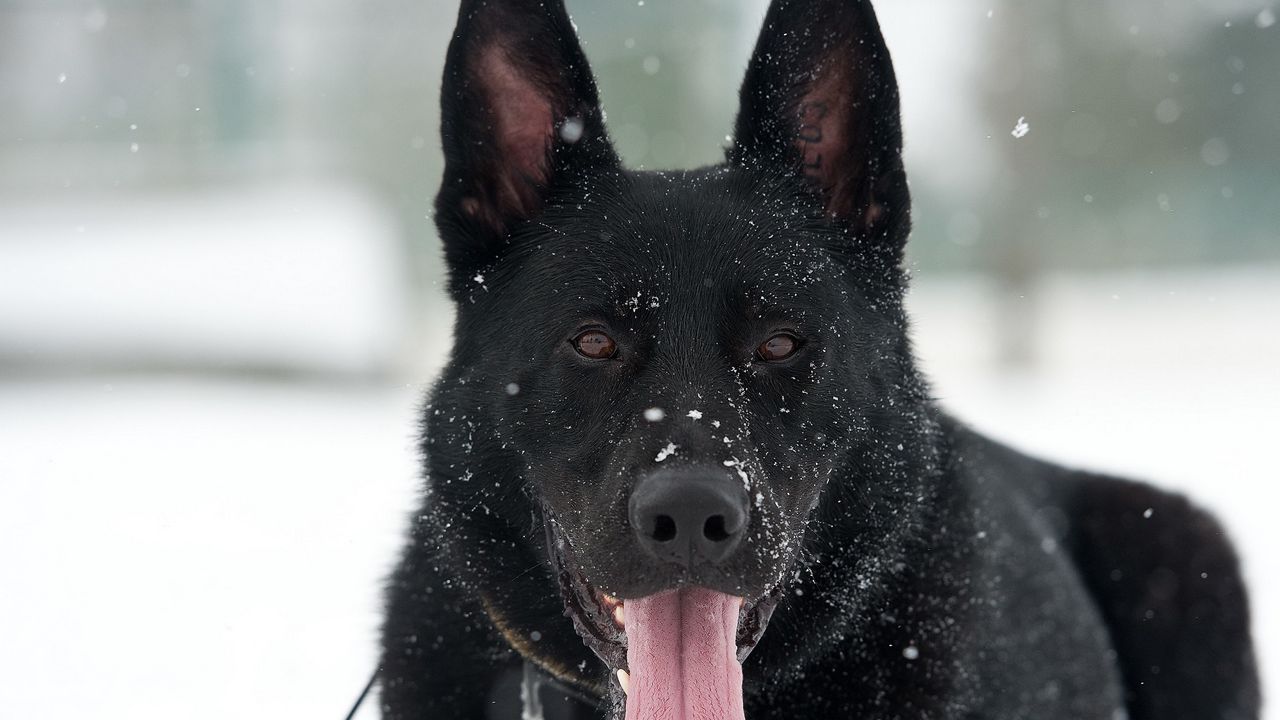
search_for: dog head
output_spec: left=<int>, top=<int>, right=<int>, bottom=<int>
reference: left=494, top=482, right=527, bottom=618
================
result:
left=424, top=0, right=940, bottom=704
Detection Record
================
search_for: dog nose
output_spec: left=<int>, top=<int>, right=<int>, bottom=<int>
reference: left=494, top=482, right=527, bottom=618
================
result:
left=628, top=469, right=749, bottom=566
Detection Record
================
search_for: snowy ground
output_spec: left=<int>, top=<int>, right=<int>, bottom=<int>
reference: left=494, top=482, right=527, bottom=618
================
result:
left=0, top=267, right=1276, bottom=718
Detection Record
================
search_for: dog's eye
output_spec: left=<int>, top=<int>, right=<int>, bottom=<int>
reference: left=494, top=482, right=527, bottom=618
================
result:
left=757, top=333, right=799, bottom=362
left=573, top=330, right=617, bottom=360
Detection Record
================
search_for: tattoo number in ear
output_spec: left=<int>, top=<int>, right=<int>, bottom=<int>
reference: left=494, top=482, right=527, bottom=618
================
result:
left=798, top=100, right=828, bottom=175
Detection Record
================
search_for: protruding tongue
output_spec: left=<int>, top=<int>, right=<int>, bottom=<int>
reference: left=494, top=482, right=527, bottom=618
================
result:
left=624, top=588, right=744, bottom=720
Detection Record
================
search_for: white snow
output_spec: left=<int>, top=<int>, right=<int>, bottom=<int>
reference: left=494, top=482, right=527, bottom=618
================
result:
left=722, top=459, right=751, bottom=489
left=559, top=118, right=585, bottom=144
left=0, top=378, right=420, bottom=720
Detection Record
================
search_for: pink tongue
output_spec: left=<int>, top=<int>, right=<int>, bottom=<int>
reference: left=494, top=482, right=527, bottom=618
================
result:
left=624, top=588, right=744, bottom=720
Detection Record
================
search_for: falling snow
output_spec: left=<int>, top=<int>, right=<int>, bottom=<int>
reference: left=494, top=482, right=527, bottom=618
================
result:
left=559, top=117, right=584, bottom=144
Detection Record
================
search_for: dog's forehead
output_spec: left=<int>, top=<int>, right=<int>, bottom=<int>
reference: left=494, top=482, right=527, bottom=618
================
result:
left=532, top=169, right=843, bottom=307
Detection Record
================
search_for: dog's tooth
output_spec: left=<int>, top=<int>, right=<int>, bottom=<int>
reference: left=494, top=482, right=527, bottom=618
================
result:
left=617, top=669, right=630, bottom=696
left=613, top=604, right=625, bottom=626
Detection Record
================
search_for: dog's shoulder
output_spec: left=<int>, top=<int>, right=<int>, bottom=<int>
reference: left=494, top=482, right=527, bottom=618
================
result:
left=1061, top=469, right=1260, bottom=719
left=943, top=418, right=1260, bottom=720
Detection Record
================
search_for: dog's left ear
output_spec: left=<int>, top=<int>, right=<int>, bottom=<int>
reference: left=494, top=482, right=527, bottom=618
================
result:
left=435, top=0, right=617, bottom=293
left=730, top=0, right=910, bottom=257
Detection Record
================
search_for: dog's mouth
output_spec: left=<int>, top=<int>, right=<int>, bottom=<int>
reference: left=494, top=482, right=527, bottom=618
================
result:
left=547, top=518, right=780, bottom=719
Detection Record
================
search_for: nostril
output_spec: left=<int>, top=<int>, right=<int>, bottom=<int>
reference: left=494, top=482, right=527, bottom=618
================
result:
left=703, top=515, right=730, bottom=543
left=630, top=470, right=750, bottom=564
left=651, top=514, right=677, bottom=542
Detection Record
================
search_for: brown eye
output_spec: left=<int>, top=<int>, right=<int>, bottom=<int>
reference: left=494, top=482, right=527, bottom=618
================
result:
left=757, top=333, right=799, bottom=362
left=573, top=330, right=617, bottom=360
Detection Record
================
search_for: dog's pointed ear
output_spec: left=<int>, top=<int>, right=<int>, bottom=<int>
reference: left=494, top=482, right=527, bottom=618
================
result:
left=436, top=0, right=617, bottom=291
left=730, top=0, right=910, bottom=254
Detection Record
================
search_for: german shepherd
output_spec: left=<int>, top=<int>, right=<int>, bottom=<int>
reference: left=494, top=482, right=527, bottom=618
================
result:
left=379, top=1, right=1260, bottom=718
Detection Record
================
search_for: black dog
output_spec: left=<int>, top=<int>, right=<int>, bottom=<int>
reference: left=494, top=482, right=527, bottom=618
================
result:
left=379, top=1, right=1260, bottom=718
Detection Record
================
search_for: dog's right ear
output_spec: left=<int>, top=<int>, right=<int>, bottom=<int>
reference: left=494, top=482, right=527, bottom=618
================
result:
left=435, top=0, right=617, bottom=294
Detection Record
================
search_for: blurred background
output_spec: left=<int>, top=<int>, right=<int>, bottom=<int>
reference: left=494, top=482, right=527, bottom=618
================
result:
left=1, top=0, right=1276, bottom=717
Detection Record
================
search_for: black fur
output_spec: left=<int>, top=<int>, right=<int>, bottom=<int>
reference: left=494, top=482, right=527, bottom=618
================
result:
left=380, top=1, right=1260, bottom=718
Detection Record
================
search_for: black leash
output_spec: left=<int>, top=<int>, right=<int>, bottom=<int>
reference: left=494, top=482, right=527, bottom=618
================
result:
left=344, top=665, right=380, bottom=720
